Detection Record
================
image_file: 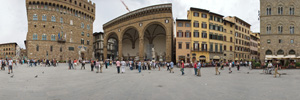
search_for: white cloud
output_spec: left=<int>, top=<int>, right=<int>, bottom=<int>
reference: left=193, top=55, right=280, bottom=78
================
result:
left=0, top=0, right=260, bottom=48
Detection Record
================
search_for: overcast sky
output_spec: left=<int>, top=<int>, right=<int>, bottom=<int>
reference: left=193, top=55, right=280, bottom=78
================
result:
left=0, top=0, right=260, bottom=48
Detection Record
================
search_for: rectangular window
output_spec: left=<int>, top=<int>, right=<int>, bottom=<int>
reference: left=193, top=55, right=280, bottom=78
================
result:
left=69, top=47, right=74, bottom=51
left=186, top=43, right=190, bottom=49
left=215, top=44, right=218, bottom=52
left=202, top=31, right=207, bottom=38
left=42, top=15, right=47, bottom=21
left=177, top=32, right=183, bottom=37
left=193, top=12, right=199, bottom=17
left=178, top=43, right=182, bottom=49
left=201, top=22, right=207, bottom=29
left=209, top=15, right=213, bottom=20
left=201, top=13, right=207, bottom=18
left=290, top=26, right=294, bottom=34
left=87, top=41, right=90, bottom=45
left=194, top=31, right=199, bottom=37
left=185, top=23, right=190, bottom=27
left=210, top=44, right=213, bottom=52
left=177, top=22, right=183, bottom=27
left=60, top=17, right=63, bottom=23
left=186, top=32, right=190, bottom=38
left=291, top=39, right=294, bottom=44
left=220, top=44, right=223, bottom=52
left=279, top=39, right=282, bottom=43
left=194, top=21, right=199, bottom=27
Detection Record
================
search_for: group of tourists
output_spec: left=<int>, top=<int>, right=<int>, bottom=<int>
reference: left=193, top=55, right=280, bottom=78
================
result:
left=0, top=58, right=15, bottom=74
left=27, top=59, right=58, bottom=67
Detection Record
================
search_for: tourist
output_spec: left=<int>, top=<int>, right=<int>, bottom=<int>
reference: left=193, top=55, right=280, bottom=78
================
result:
left=129, top=60, right=133, bottom=70
left=197, top=61, right=201, bottom=76
left=166, top=61, right=170, bottom=71
left=249, top=61, right=252, bottom=70
left=220, top=61, right=224, bottom=70
left=8, top=58, right=13, bottom=74
left=138, top=60, right=142, bottom=73
left=274, top=64, right=281, bottom=78
left=0, top=58, right=5, bottom=71
left=91, top=59, right=94, bottom=71
left=53, top=59, right=57, bottom=67
left=121, top=60, right=126, bottom=73
left=181, top=61, right=185, bottom=75
left=193, top=61, right=197, bottom=75
left=68, top=58, right=73, bottom=70
left=237, top=61, right=240, bottom=71
left=100, top=60, right=104, bottom=73
left=229, top=61, right=233, bottom=73
left=158, top=61, right=161, bottom=71
left=170, top=61, right=174, bottom=73
left=215, top=61, right=220, bottom=75
left=95, top=59, right=100, bottom=73
left=116, top=60, right=121, bottom=74
left=232, top=61, right=235, bottom=68
left=105, top=60, right=108, bottom=69
left=81, top=59, right=86, bottom=70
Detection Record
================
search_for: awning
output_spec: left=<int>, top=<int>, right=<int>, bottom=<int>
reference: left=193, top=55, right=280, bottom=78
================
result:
left=213, top=56, right=220, bottom=59
left=284, top=55, right=296, bottom=59
left=199, top=58, right=206, bottom=60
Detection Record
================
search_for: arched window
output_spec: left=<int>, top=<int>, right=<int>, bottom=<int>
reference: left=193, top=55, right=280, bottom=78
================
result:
left=81, top=38, right=84, bottom=44
left=290, top=6, right=294, bottom=15
left=87, top=25, right=90, bottom=30
left=266, top=6, right=271, bottom=15
left=51, top=34, right=56, bottom=41
left=290, top=25, right=294, bottom=34
left=277, top=49, right=284, bottom=55
left=60, top=17, right=63, bottom=23
left=81, top=32, right=84, bottom=36
left=33, top=33, right=38, bottom=40
left=36, top=45, right=39, bottom=51
left=266, top=50, right=272, bottom=55
left=278, top=6, right=283, bottom=15
left=278, top=25, right=283, bottom=34
left=81, top=22, right=84, bottom=28
left=51, top=15, right=56, bottom=22
left=42, top=34, right=47, bottom=40
left=42, top=14, right=47, bottom=21
left=50, top=46, right=53, bottom=52
left=289, top=50, right=296, bottom=55
left=33, top=14, right=38, bottom=20
left=266, top=25, right=271, bottom=34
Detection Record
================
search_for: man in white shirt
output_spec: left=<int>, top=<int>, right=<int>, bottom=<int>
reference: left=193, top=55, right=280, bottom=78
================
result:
left=8, top=58, right=13, bottom=74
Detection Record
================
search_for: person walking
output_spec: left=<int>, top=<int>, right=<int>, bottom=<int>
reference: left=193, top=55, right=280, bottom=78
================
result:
left=95, top=59, right=100, bottom=73
left=91, top=59, right=95, bottom=71
left=166, top=62, right=170, bottom=71
left=249, top=61, right=252, bottom=70
left=138, top=61, right=142, bottom=73
left=237, top=61, right=240, bottom=71
left=1, top=58, right=5, bottom=71
left=193, top=61, right=197, bottom=75
left=229, top=61, right=233, bottom=73
left=68, top=58, right=73, bottom=70
left=121, top=60, right=126, bottom=73
left=105, top=60, right=108, bottom=69
left=170, top=61, right=174, bottom=73
left=180, top=61, right=185, bottom=75
left=8, top=58, right=13, bottom=74
left=100, top=60, right=104, bottom=73
left=215, top=61, right=220, bottom=75
left=274, top=64, right=281, bottom=78
left=197, top=61, right=201, bottom=76
left=81, top=60, right=86, bottom=70
left=158, top=61, right=161, bottom=71
left=116, top=60, right=121, bottom=74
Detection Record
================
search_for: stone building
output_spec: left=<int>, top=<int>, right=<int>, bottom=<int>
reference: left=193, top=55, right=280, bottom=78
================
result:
left=25, top=0, right=95, bottom=61
left=225, top=16, right=251, bottom=62
left=93, top=32, right=117, bottom=61
left=175, top=19, right=191, bottom=63
left=103, top=3, right=173, bottom=61
left=186, top=7, right=235, bottom=63
left=260, top=0, right=299, bottom=65
left=0, top=43, right=18, bottom=59
left=250, top=32, right=260, bottom=61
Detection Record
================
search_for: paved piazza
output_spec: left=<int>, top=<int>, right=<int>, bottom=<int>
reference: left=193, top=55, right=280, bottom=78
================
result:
left=0, top=64, right=300, bottom=100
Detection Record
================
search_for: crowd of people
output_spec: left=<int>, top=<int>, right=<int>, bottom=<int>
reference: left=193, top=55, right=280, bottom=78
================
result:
left=1, top=57, right=281, bottom=78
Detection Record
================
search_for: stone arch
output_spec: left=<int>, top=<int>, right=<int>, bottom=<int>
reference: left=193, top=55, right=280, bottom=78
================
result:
left=277, top=49, right=284, bottom=55
left=143, top=21, right=168, bottom=60
left=289, top=50, right=296, bottom=55
left=266, top=50, right=272, bottom=55
left=121, top=26, right=140, bottom=60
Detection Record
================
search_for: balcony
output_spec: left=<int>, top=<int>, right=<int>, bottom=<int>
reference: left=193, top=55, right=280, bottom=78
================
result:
left=191, top=48, right=208, bottom=52
left=58, top=39, right=66, bottom=43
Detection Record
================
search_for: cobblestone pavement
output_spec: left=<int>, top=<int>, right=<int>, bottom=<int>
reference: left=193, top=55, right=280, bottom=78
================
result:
left=0, top=64, right=299, bottom=100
